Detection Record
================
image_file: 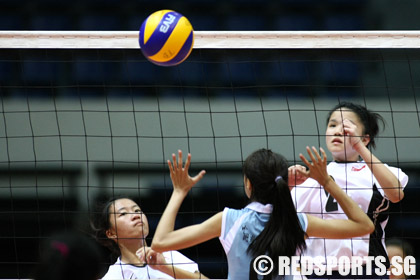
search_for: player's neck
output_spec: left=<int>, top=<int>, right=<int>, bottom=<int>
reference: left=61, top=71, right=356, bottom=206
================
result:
left=333, top=156, right=361, bottom=163
left=332, top=152, right=360, bottom=163
left=120, top=239, right=147, bottom=265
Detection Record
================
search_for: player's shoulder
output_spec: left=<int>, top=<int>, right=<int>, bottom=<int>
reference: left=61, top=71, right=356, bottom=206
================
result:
left=223, top=206, right=247, bottom=217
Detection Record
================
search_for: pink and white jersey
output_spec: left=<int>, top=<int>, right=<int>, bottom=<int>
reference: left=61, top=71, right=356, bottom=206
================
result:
left=291, top=161, right=408, bottom=269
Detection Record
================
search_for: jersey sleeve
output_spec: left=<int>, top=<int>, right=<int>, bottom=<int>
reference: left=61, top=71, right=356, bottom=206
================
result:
left=371, top=164, right=408, bottom=201
left=219, top=207, right=235, bottom=255
left=376, top=165, right=409, bottom=193
left=387, top=165, right=409, bottom=189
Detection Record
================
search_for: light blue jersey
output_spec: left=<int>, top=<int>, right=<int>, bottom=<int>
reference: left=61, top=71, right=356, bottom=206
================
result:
left=219, top=202, right=307, bottom=280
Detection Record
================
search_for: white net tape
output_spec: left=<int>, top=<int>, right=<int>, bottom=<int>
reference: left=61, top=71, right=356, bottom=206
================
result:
left=2, top=30, right=420, bottom=49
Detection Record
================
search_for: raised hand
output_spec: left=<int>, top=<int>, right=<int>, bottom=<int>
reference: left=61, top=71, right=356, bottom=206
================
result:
left=167, top=150, right=206, bottom=195
left=299, top=146, right=331, bottom=187
left=343, top=118, right=365, bottom=149
left=288, top=164, right=309, bottom=186
left=136, top=246, right=168, bottom=272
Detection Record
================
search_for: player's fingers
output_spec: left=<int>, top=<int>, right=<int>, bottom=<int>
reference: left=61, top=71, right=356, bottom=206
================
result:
left=320, top=147, right=327, bottom=163
left=178, top=150, right=183, bottom=169
left=344, top=118, right=356, bottom=126
left=288, top=167, right=294, bottom=177
left=145, top=249, right=155, bottom=262
left=184, top=153, right=191, bottom=171
left=192, top=170, right=206, bottom=183
left=288, top=166, right=297, bottom=174
left=311, top=146, right=322, bottom=162
left=306, top=146, right=316, bottom=163
left=297, top=165, right=308, bottom=175
left=171, top=153, right=177, bottom=170
left=136, top=247, right=147, bottom=262
left=167, top=159, right=174, bottom=173
left=294, top=168, right=305, bottom=178
left=299, top=153, right=310, bottom=167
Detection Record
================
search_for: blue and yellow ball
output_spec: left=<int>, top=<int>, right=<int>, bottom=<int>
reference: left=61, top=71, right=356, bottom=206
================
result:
left=139, top=10, right=194, bottom=67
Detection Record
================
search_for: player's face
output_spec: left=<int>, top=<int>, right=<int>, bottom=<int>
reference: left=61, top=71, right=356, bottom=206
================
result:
left=325, top=109, right=365, bottom=162
left=108, top=198, right=149, bottom=240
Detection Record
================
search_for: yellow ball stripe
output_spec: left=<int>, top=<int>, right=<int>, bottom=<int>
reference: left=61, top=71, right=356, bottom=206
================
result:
left=143, top=9, right=172, bottom=44
left=149, top=16, right=193, bottom=63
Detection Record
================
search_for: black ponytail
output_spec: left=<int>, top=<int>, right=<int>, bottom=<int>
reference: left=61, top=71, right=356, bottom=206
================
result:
left=245, top=149, right=306, bottom=262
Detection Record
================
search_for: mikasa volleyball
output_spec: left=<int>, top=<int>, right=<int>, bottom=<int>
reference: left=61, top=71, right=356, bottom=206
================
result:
left=139, top=10, right=194, bottom=66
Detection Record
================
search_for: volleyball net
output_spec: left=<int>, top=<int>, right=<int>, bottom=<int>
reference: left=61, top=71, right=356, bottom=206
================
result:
left=0, top=31, right=419, bottom=279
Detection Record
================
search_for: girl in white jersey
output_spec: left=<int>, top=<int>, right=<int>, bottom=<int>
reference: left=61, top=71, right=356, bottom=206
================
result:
left=151, top=148, right=374, bottom=280
left=91, top=197, right=207, bottom=279
left=290, top=102, right=408, bottom=279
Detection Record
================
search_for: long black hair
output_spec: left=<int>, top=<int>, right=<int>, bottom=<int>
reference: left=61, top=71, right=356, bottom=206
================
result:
left=326, top=101, right=385, bottom=149
left=245, top=149, right=306, bottom=261
left=90, top=197, right=124, bottom=258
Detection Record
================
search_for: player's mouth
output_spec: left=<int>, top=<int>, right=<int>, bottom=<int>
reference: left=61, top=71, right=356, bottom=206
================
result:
left=134, top=221, right=144, bottom=227
left=331, top=138, right=343, bottom=144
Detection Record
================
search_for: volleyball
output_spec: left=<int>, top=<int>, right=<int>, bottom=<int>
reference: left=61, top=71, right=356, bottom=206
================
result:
left=139, top=10, right=194, bottom=67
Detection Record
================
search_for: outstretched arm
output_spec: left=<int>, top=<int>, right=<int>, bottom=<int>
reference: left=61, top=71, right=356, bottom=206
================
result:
left=297, top=146, right=374, bottom=239
left=152, top=150, right=222, bottom=253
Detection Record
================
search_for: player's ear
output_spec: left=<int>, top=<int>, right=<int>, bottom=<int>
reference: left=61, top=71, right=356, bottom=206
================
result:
left=362, top=134, right=370, bottom=146
left=106, top=229, right=117, bottom=239
left=244, top=177, right=252, bottom=198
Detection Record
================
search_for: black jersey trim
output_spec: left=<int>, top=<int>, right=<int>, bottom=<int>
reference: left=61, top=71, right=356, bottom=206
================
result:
left=367, top=183, right=390, bottom=268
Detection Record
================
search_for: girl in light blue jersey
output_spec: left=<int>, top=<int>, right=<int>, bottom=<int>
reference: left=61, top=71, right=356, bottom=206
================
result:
left=152, top=148, right=374, bottom=280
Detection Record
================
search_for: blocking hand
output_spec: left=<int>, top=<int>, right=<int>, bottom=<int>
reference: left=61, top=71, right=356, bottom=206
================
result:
left=167, top=150, right=206, bottom=195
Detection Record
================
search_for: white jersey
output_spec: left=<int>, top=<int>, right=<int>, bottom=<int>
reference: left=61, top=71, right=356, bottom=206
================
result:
left=101, top=250, right=199, bottom=279
left=291, top=161, right=408, bottom=269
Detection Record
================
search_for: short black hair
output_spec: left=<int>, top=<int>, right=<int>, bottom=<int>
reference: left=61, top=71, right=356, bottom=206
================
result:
left=326, top=102, right=385, bottom=149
